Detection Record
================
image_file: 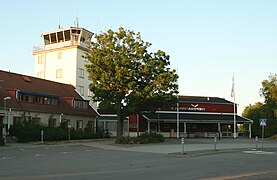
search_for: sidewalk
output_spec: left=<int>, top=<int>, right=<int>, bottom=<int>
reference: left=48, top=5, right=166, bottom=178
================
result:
left=2, top=138, right=277, bottom=156
left=80, top=138, right=277, bottom=155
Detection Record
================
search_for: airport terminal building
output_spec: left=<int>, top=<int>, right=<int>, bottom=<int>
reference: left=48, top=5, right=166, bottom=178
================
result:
left=127, top=96, right=253, bottom=138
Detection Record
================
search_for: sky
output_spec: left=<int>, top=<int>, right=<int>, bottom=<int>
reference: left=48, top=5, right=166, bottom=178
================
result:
left=1, top=0, right=277, bottom=115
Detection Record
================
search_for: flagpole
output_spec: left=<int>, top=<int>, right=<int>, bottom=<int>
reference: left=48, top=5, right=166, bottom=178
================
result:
left=232, top=74, right=237, bottom=138
left=233, top=92, right=236, bottom=138
left=177, top=94, right=179, bottom=138
left=176, top=68, right=179, bottom=139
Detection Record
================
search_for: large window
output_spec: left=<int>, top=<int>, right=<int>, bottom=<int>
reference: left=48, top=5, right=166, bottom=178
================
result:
left=56, top=69, right=63, bottom=78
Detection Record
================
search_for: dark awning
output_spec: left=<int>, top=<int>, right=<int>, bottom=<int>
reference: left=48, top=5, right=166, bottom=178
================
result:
left=141, top=111, right=253, bottom=124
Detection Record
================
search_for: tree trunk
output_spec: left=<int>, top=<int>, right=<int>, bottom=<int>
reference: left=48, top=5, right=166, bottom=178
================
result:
left=117, top=107, right=124, bottom=137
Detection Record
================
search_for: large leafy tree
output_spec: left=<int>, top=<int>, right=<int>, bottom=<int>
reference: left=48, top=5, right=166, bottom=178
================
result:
left=243, top=73, right=277, bottom=137
left=85, top=27, right=178, bottom=136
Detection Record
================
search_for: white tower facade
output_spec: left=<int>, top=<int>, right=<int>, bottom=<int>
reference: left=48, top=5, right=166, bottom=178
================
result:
left=33, top=25, right=96, bottom=108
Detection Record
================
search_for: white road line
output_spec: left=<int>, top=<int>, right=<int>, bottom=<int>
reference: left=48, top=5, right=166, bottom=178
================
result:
left=1, top=157, right=12, bottom=160
left=34, top=154, right=46, bottom=157
left=62, top=151, right=73, bottom=154
left=243, top=150, right=275, bottom=155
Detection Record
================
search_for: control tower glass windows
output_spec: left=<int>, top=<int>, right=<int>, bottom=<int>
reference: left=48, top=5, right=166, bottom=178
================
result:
left=64, top=30, right=70, bottom=41
left=50, top=33, right=57, bottom=44
left=57, top=31, right=64, bottom=42
left=44, top=34, right=50, bottom=45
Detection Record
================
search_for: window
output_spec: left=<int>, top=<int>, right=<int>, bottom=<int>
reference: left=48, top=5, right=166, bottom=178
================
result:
left=58, top=52, right=62, bottom=59
left=86, top=121, right=94, bottom=130
left=56, top=69, right=63, bottom=78
left=77, top=86, right=84, bottom=96
left=37, top=71, right=44, bottom=78
left=88, top=89, right=93, bottom=97
left=44, top=97, right=51, bottom=105
left=57, top=31, right=64, bottom=42
left=38, top=55, right=44, bottom=64
left=51, top=98, right=58, bottom=105
left=64, top=30, right=71, bottom=41
left=73, top=99, right=89, bottom=110
left=35, top=96, right=43, bottom=104
left=48, top=118, right=56, bottom=128
left=50, top=33, right=57, bottom=44
left=44, top=34, right=50, bottom=45
left=79, top=68, right=84, bottom=78
left=77, top=120, right=83, bottom=130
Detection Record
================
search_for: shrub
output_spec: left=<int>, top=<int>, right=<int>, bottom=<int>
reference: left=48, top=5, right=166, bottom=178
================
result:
left=9, top=122, right=101, bottom=143
left=115, top=133, right=164, bottom=144
left=0, top=138, right=5, bottom=146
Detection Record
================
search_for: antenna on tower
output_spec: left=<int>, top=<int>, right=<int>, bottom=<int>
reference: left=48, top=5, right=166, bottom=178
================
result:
left=58, top=17, right=61, bottom=29
left=75, top=16, right=79, bottom=28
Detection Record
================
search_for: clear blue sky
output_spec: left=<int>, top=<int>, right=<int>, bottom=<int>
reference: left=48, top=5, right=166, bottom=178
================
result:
left=1, top=0, right=277, bottom=114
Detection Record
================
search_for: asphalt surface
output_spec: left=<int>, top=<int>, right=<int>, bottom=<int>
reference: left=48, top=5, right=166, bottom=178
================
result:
left=0, top=138, right=277, bottom=180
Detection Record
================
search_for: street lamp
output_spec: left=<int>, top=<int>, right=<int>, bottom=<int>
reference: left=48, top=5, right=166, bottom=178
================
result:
left=3, top=96, right=11, bottom=138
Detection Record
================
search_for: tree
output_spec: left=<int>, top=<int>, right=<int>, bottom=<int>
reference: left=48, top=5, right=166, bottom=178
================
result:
left=260, top=73, right=277, bottom=136
left=242, top=74, right=277, bottom=137
left=85, top=27, right=178, bottom=137
left=242, top=102, right=264, bottom=137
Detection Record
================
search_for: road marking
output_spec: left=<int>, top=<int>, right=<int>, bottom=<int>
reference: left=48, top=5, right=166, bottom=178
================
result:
left=62, top=151, right=73, bottom=154
left=20, top=148, right=24, bottom=151
left=34, top=154, right=46, bottom=157
left=243, top=150, right=275, bottom=155
left=85, top=150, right=92, bottom=152
left=1, top=157, right=12, bottom=160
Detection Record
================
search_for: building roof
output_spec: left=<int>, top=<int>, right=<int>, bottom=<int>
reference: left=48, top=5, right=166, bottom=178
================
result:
left=141, top=111, right=253, bottom=124
left=178, top=96, right=233, bottom=104
left=0, top=70, right=97, bottom=117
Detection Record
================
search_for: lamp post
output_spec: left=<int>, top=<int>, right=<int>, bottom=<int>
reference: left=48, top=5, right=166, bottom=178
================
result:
left=3, top=96, right=11, bottom=135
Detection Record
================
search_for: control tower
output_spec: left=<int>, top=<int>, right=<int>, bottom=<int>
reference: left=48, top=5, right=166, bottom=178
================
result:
left=33, top=21, right=96, bottom=108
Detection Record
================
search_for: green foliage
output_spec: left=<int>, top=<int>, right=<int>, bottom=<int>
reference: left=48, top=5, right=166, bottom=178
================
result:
left=85, top=27, right=179, bottom=136
left=9, top=122, right=101, bottom=143
left=243, top=74, right=277, bottom=138
left=115, top=133, right=164, bottom=144
left=0, top=138, right=5, bottom=146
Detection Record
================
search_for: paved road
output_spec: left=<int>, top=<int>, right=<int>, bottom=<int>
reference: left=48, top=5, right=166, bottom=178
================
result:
left=0, top=138, right=276, bottom=180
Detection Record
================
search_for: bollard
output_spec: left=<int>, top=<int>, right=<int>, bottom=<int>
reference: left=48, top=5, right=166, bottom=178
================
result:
left=214, top=136, right=217, bottom=151
left=41, top=129, right=44, bottom=144
left=255, top=136, right=258, bottom=149
left=181, top=138, right=185, bottom=154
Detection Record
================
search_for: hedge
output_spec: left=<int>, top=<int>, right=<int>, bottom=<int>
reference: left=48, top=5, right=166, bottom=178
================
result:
left=116, top=133, right=164, bottom=144
left=9, top=123, right=102, bottom=143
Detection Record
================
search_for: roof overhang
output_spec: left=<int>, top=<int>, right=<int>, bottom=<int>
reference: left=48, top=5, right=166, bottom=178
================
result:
left=141, top=111, right=253, bottom=124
